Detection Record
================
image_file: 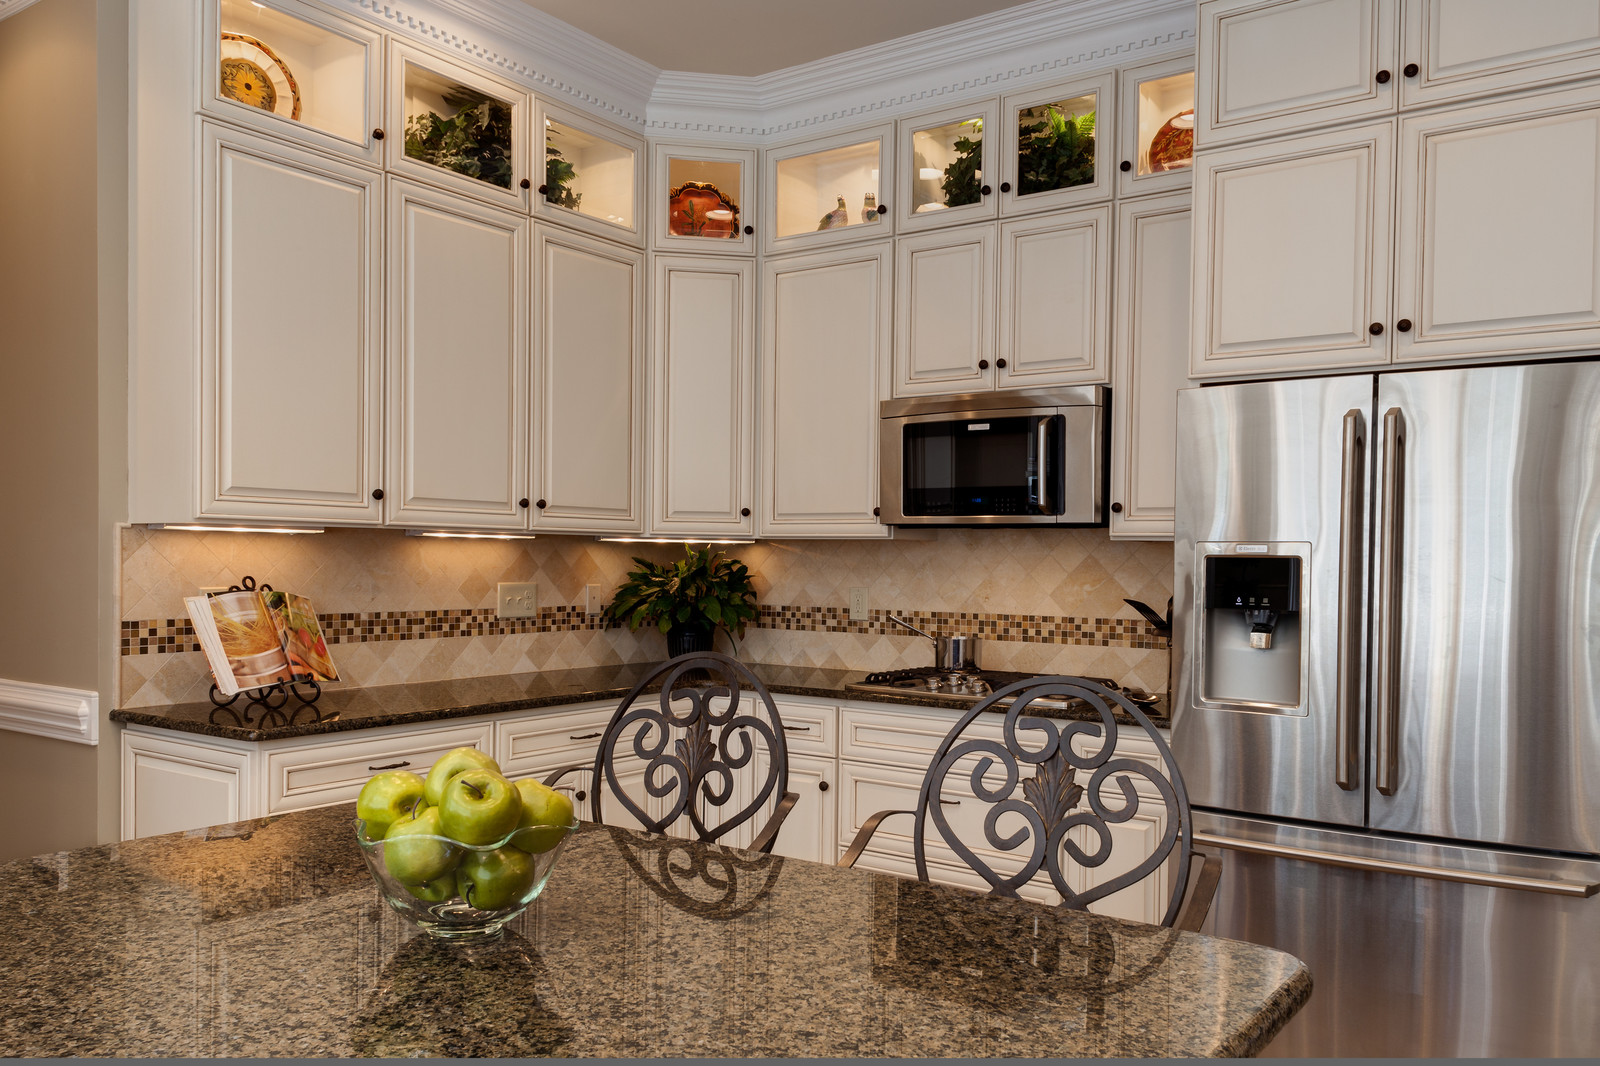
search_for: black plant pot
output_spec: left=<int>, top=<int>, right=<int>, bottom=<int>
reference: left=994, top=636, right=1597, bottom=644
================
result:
left=665, top=622, right=714, bottom=659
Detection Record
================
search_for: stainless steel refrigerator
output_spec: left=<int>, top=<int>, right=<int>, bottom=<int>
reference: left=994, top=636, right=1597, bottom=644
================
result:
left=1171, top=360, right=1600, bottom=1058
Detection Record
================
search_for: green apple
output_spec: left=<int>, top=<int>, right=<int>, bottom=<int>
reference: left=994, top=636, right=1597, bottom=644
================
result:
left=357, top=770, right=427, bottom=841
left=512, top=778, right=576, bottom=854
left=437, top=769, right=523, bottom=845
left=422, top=746, right=501, bottom=807
left=383, top=804, right=460, bottom=885
left=456, top=845, right=537, bottom=911
left=405, top=871, right=458, bottom=903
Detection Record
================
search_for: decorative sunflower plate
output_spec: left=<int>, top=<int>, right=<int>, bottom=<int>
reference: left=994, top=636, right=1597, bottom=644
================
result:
left=220, top=32, right=302, bottom=121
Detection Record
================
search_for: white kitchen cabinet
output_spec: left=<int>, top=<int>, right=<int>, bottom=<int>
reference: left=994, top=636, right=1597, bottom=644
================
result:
left=650, top=256, right=757, bottom=537
left=1191, top=120, right=1395, bottom=377
left=496, top=702, right=655, bottom=832
left=893, top=224, right=996, bottom=395
left=204, top=0, right=384, bottom=165
left=199, top=120, right=384, bottom=523
left=1196, top=0, right=1400, bottom=149
left=121, top=728, right=255, bottom=840
left=1401, top=0, right=1600, bottom=109
left=385, top=39, right=530, bottom=212
left=263, top=718, right=494, bottom=814
left=385, top=178, right=529, bottom=529
left=1117, top=54, right=1196, bottom=198
left=996, top=72, right=1117, bottom=216
left=532, top=99, right=646, bottom=248
left=762, top=124, right=895, bottom=255
left=759, top=242, right=893, bottom=539
left=896, top=99, right=1002, bottom=234
left=1110, top=193, right=1191, bottom=540
left=653, top=143, right=758, bottom=254
left=531, top=224, right=646, bottom=533
left=996, top=206, right=1112, bottom=388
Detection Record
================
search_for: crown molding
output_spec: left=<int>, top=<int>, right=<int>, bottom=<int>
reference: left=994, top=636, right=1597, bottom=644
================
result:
left=0, top=678, right=98, bottom=746
left=0, top=0, right=45, bottom=22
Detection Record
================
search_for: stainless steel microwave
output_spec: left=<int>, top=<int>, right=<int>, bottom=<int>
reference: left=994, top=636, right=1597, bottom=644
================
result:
left=878, top=387, right=1107, bottom=526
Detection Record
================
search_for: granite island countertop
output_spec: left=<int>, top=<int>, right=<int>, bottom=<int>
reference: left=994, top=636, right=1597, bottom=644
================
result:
left=0, top=802, right=1308, bottom=1057
left=112, top=662, right=1170, bottom=742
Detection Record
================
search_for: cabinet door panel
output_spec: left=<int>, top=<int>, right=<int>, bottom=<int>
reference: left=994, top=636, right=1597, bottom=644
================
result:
left=1198, top=0, right=1398, bottom=147
left=387, top=179, right=527, bottom=527
left=998, top=207, right=1112, bottom=387
left=1395, top=84, right=1600, bottom=363
left=533, top=227, right=645, bottom=532
left=1404, top=0, right=1600, bottom=109
left=651, top=257, right=755, bottom=534
left=1192, top=121, right=1394, bottom=377
left=761, top=244, right=893, bottom=538
left=893, top=225, right=996, bottom=395
left=1111, top=193, right=1191, bottom=539
left=201, top=122, right=381, bottom=521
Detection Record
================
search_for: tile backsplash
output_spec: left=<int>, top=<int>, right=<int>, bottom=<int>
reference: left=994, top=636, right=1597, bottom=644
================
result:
left=118, top=526, right=1174, bottom=708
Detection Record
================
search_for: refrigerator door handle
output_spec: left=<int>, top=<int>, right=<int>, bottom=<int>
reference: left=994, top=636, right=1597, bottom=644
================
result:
left=1374, top=407, right=1406, bottom=797
left=1335, top=409, right=1366, bottom=791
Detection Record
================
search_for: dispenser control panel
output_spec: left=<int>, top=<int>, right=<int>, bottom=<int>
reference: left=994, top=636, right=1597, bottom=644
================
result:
left=1203, top=556, right=1301, bottom=613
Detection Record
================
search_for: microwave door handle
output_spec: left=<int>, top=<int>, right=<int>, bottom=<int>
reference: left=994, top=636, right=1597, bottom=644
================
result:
left=1036, top=418, right=1052, bottom=515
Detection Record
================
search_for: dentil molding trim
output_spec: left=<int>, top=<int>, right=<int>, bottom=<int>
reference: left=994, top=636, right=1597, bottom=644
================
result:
left=0, top=678, right=99, bottom=746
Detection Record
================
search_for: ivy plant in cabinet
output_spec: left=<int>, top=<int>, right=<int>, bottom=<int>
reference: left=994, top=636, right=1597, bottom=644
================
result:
left=650, top=256, right=757, bottom=538
left=532, top=98, right=646, bottom=249
left=1110, top=192, right=1192, bottom=540
left=530, top=224, right=646, bottom=534
left=996, top=71, right=1117, bottom=216
left=895, top=99, right=1002, bottom=234
left=385, top=177, right=530, bottom=529
left=759, top=242, right=894, bottom=539
left=198, top=121, right=385, bottom=523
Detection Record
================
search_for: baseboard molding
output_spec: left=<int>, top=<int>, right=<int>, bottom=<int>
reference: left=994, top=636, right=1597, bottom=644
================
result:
left=0, top=678, right=99, bottom=745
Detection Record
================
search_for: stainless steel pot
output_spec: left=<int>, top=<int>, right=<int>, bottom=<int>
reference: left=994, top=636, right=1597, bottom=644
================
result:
left=889, top=615, right=981, bottom=671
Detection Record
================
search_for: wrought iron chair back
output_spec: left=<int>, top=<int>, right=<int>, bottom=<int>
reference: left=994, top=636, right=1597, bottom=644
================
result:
left=573, top=653, right=797, bottom=851
left=884, top=676, right=1209, bottom=928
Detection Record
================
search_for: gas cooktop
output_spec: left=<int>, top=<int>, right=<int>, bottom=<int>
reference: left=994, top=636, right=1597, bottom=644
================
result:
left=843, top=668, right=1160, bottom=708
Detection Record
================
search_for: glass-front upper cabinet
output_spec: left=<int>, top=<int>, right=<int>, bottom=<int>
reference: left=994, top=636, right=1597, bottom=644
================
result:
left=533, top=100, right=646, bottom=248
left=896, top=100, right=1001, bottom=233
left=653, top=143, right=758, bottom=254
left=203, top=0, right=383, bottom=164
left=386, top=41, right=530, bottom=211
left=1117, top=55, right=1195, bottom=198
left=762, top=124, right=894, bottom=255
left=997, top=72, right=1116, bottom=215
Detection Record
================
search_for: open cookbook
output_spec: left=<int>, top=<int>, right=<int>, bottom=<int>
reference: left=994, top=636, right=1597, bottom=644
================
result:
left=184, top=588, right=340, bottom=696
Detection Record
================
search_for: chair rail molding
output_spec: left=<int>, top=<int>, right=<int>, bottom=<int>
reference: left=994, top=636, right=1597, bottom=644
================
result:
left=0, top=678, right=99, bottom=745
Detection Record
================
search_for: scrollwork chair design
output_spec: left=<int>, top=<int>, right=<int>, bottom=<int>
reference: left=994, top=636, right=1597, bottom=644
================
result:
left=840, top=676, right=1220, bottom=930
left=544, top=653, right=799, bottom=853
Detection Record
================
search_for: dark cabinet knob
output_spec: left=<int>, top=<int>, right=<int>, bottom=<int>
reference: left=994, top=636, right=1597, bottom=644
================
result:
left=978, top=359, right=990, bottom=370
left=1369, top=322, right=1384, bottom=335
left=980, top=184, right=992, bottom=196
left=371, top=488, right=384, bottom=500
left=1376, top=69, right=1392, bottom=84
left=995, top=358, right=1007, bottom=369
left=818, top=780, right=830, bottom=792
left=372, top=128, right=385, bottom=141
left=743, top=225, right=754, bottom=235
left=876, top=203, right=888, bottom=216
left=574, top=789, right=586, bottom=802
left=520, top=178, right=531, bottom=189
left=1120, top=160, right=1132, bottom=172
left=1404, top=62, right=1419, bottom=78
left=740, top=507, right=750, bottom=517
left=536, top=499, right=547, bottom=509
left=1397, top=319, right=1412, bottom=332
left=538, top=184, right=549, bottom=194
left=1000, top=181, right=1012, bottom=192
left=519, top=498, right=530, bottom=508
left=872, top=506, right=881, bottom=517
left=1111, top=502, right=1123, bottom=514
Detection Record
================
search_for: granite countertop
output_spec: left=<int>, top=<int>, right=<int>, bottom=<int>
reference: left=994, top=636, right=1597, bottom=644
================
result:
left=0, top=803, right=1308, bottom=1057
left=111, top=662, right=1171, bottom=742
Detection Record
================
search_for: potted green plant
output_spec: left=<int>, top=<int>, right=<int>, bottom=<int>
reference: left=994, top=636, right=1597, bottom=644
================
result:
left=602, top=545, right=758, bottom=657
left=1015, top=106, right=1095, bottom=195
left=404, top=86, right=515, bottom=189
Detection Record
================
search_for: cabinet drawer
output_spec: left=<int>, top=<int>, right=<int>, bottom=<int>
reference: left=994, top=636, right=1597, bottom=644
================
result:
left=496, top=703, right=615, bottom=777
left=264, top=721, right=493, bottom=814
left=772, top=700, right=836, bottom=757
left=839, top=703, right=1000, bottom=768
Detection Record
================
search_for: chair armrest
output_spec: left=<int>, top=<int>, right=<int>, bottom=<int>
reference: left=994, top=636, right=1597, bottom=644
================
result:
left=539, top=764, right=586, bottom=792
left=837, top=808, right=915, bottom=868
left=748, top=791, right=799, bottom=854
left=1174, top=849, right=1223, bottom=933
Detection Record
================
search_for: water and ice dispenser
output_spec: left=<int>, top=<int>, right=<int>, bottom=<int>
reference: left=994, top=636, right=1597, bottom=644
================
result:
left=1197, top=550, right=1304, bottom=710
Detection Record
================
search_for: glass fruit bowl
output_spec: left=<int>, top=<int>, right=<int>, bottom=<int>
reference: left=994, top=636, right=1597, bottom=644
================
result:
left=356, top=816, right=579, bottom=939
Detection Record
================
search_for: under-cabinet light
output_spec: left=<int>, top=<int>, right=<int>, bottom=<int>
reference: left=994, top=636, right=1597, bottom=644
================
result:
left=147, top=524, right=323, bottom=535
left=404, top=530, right=538, bottom=540
left=595, top=537, right=755, bottom=546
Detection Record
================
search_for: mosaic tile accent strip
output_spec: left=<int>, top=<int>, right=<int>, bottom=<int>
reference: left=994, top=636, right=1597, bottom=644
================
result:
left=121, top=604, right=1166, bottom=655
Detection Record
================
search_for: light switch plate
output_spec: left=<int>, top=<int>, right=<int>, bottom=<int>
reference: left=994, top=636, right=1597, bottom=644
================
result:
left=849, top=587, right=869, bottom=622
left=584, top=584, right=604, bottom=615
left=497, top=582, right=538, bottom=618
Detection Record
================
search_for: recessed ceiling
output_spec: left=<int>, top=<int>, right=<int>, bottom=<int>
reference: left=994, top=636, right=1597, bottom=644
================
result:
left=513, top=0, right=1043, bottom=77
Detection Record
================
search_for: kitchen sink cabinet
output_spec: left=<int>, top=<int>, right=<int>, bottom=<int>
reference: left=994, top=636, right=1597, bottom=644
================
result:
left=1109, top=192, right=1192, bottom=541
left=649, top=256, right=757, bottom=538
left=531, top=225, right=647, bottom=534
left=385, top=178, right=530, bottom=529
left=759, top=242, right=893, bottom=539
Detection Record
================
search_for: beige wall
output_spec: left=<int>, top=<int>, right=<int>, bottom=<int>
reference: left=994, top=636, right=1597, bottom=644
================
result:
left=0, top=0, right=127, bottom=862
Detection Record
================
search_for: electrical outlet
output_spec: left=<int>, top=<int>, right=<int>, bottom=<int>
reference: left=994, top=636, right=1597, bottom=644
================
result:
left=849, top=587, right=869, bottom=622
left=584, top=583, right=604, bottom=615
left=496, top=582, right=538, bottom=619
